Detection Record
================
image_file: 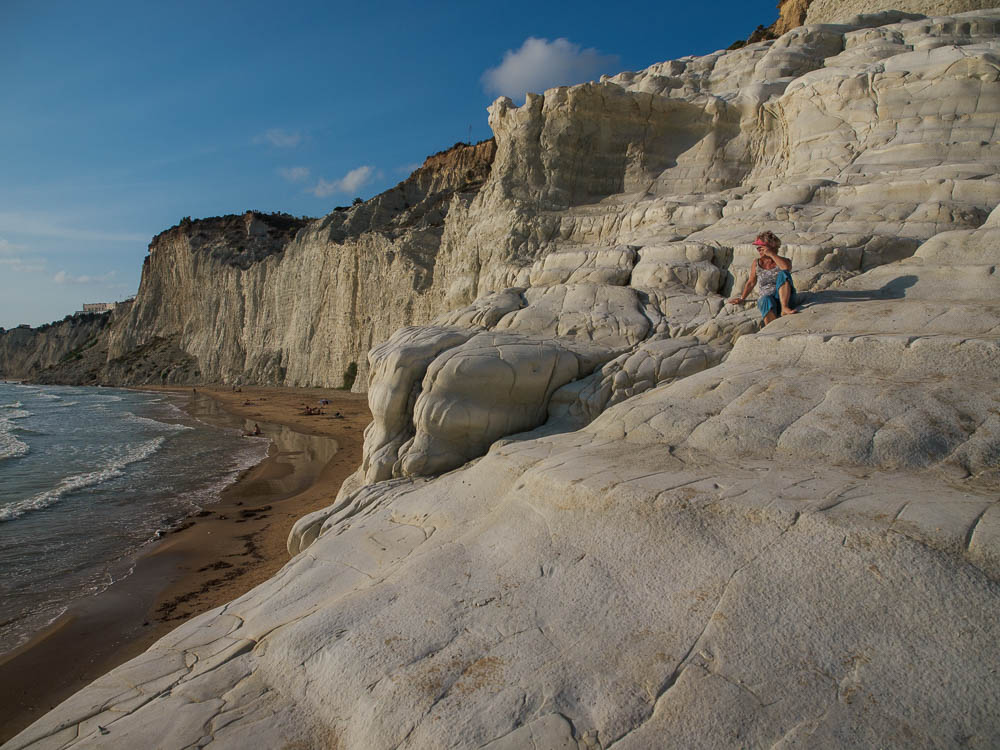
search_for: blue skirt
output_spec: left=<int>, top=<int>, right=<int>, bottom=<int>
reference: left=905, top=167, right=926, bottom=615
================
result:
left=757, top=270, right=797, bottom=318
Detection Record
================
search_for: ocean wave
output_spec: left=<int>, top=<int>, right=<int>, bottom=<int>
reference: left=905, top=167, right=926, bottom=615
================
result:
left=121, top=412, right=194, bottom=431
left=0, top=437, right=165, bottom=522
left=0, top=408, right=34, bottom=461
left=0, top=603, right=69, bottom=658
left=34, top=393, right=61, bottom=401
left=11, top=426, right=44, bottom=436
left=163, top=401, right=187, bottom=416
left=0, top=432, right=29, bottom=461
left=55, top=401, right=79, bottom=407
left=170, top=436, right=270, bottom=517
left=0, top=401, right=23, bottom=409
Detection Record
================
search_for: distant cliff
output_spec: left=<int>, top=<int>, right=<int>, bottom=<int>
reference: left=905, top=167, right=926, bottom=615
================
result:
left=0, top=313, right=116, bottom=382
left=0, top=139, right=496, bottom=389
left=105, top=138, right=495, bottom=389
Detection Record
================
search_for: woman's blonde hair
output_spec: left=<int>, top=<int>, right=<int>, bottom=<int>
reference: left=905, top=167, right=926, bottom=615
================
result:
left=756, top=230, right=781, bottom=250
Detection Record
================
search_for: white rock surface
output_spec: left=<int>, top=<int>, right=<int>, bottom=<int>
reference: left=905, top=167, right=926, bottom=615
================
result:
left=396, top=331, right=607, bottom=477
left=361, top=325, right=477, bottom=483
left=8, top=7, right=1000, bottom=750
left=806, top=0, right=997, bottom=24
left=549, top=336, right=729, bottom=428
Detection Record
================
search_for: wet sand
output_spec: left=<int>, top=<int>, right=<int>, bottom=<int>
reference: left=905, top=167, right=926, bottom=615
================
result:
left=0, top=386, right=370, bottom=744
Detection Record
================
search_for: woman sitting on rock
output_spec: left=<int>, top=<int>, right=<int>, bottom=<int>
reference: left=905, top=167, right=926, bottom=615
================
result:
left=728, top=230, right=797, bottom=325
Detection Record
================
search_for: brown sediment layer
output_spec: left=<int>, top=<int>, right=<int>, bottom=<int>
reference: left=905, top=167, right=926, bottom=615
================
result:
left=0, top=386, right=370, bottom=743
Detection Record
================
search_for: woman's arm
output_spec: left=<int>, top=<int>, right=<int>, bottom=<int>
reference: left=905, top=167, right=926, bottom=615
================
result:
left=766, top=249, right=792, bottom=270
left=728, top=262, right=757, bottom=304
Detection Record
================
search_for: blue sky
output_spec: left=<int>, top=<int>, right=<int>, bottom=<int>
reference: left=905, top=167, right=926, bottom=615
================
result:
left=1, top=0, right=777, bottom=328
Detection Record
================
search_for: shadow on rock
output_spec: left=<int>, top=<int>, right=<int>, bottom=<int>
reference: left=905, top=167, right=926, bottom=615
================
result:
left=800, top=274, right=918, bottom=307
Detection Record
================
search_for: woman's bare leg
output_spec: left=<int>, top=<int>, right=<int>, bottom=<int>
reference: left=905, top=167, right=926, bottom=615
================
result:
left=763, top=310, right=777, bottom=326
left=778, top=281, right=797, bottom=314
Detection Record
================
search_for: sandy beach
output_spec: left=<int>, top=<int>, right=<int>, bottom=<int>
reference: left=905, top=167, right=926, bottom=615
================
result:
left=0, top=386, right=370, bottom=743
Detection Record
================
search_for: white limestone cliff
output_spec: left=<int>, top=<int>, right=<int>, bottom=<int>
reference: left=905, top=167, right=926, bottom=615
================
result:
left=6, top=6, right=1000, bottom=749
left=9, top=140, right=496, bottom=389
left=0, top=312, right=117, bottom=382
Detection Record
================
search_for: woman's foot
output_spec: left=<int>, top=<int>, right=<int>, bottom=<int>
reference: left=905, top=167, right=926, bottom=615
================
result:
left=782, top=307, right=798, bottom=315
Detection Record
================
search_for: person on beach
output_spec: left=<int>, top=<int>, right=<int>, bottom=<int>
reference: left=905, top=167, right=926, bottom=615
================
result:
left=728, top=230, right=798, bottom=325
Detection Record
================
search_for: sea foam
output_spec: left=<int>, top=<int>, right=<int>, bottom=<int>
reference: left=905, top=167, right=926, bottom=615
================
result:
left=121, top=412, right=194, bottom=432
left=0, top=437, right=165, bottom=521
left=0, top=408, right=31, bottom=461
left=0, top=432, right=29, bottom=460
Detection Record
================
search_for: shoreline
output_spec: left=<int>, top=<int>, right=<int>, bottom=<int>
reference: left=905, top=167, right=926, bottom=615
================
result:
left=0, top=385, right=370, bottom=744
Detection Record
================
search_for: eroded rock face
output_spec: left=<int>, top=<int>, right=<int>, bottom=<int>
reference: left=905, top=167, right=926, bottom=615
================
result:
left=805, top=0, right=997, bottom=24
left=397, top=331, right=606, bottom=477
left=0, top=313, right=114, bottom=383
left=362, top=326, right=476, bottom=483
left=10, top=7, right=1000, bottom=750
left=549, top=336, right=729, bottom=428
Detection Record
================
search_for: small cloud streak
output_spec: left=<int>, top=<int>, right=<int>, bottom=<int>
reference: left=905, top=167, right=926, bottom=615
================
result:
left=395, top=162, right=422, bottom=175
left=255, top=128, right=303, bottom=148
left=481, top=37, right=620, bottom=102
left=0, top=236, right=47, bottom=272
left=309, top=165, right=375, bottom=198
left=53, top=270, right=117, bottom=285
left=0, top=238, right=23, bottom=255
left=278, top=166, right=311, bottom=183
left=0, top=213, right=147, bottom=243
left=0, top=257, right=47, bottom=273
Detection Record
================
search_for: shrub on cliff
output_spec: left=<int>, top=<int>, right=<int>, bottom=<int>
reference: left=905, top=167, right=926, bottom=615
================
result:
left=341, top=361, right=358, bottom=390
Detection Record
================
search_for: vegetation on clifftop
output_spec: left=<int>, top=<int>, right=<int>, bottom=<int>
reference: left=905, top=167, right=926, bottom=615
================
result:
left=152, top=211, right=316, bottom=270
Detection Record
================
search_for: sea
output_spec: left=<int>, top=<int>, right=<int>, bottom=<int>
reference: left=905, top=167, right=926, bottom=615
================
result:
left=0, top=382, right=269, bottom=657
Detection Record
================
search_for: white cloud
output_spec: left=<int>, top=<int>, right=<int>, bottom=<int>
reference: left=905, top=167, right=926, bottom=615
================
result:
left=396, top=162, right=422, bottom=175
left=481, top=37, right=620, bottom=102
left=0, top=257, right=47, bottom=273
left=278, top=166, right=311, bottom=183
left=340, top=166, right=375, bottom=192
left=53, top=270, right=117, bottom=285
left=309, top=165, right=375, bottom=198
left=0, top=238, right=23, bottom=255
left=0, top=212, right=147, bottom=243
left=255, top=128, right=302, bottom=148
left=310, top=180, right=339, bottom=198
left=0, top=237, right=48, bottom=272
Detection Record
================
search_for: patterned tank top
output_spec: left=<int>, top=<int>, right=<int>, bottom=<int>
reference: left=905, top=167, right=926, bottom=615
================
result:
left=757, top=262, right=780, bottom=297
